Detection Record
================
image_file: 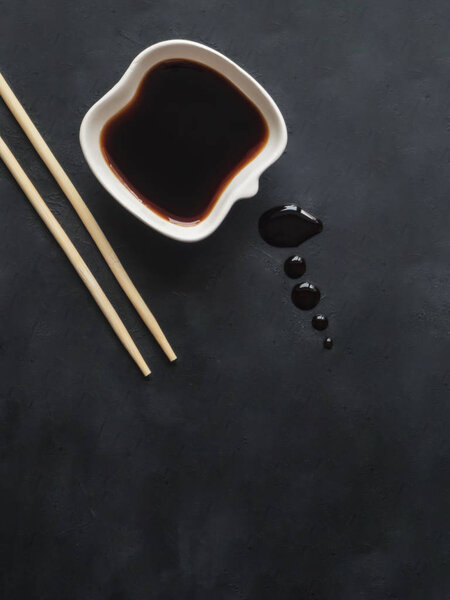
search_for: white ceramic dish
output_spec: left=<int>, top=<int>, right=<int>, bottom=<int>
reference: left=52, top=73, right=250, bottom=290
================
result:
left=80, top=40, right=287, bottom=242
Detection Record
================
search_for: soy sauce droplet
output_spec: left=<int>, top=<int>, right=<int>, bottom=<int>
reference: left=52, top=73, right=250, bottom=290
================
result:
left=312, top=314, right=328, bottom=331
left=284, top=256, right=306, bottom=278
left=259, top=205, right=323, bottom=247
left=291, top=282, right=321, bottom=310
left=323, top=337, right=333, bottom=349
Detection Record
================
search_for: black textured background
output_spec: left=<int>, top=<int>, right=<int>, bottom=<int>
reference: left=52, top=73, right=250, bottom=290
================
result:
left=1, top=1, right=450, bottom=598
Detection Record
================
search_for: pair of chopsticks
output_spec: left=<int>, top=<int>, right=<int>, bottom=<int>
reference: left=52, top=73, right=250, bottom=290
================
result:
left=0, top=73, right=176, bottom=375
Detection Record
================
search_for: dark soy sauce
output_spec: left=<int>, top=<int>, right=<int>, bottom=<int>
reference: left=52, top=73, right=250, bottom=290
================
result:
left=312, top=314, right=328, bottom=330
left=291, top=282, right=321, bottom=310
left=259, top=205, right=323, bottom=247
left=323, top=337, right=333, bottom=349
left=101, top=59, right=269, bottom=224
left=284, top=255, right=306, bottom=278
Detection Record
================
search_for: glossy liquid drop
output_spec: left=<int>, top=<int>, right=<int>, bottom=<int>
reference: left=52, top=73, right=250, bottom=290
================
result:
left=259, top=205, right=323, bottom=247
left=101, top=59, right=268, bottom=224
left=284, top=255, right=306, bottom=278
left=291, top=282, right=321, bottom=310
left=323, top=337, right=333, bottom=349
left=312, top=314, right=328, bottom=331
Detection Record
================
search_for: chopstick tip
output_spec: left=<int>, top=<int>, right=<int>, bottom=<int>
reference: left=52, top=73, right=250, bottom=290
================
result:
left=167, top=349, right=177, bottom=362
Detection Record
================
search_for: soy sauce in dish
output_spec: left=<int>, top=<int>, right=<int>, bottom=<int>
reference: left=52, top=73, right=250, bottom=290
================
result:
left=101, top=59, right=269, bottom=225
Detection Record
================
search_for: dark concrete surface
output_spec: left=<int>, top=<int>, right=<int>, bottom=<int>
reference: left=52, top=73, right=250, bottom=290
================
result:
left=1, top=1, right=450, bottom=598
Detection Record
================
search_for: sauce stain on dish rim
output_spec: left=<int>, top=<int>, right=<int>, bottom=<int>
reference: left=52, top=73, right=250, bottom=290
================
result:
left=100, top=58, right=269, bottom=226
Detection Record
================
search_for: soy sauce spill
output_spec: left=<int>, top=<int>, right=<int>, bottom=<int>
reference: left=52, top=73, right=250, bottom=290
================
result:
left=259, top=205, right=323, bottom=247
left=291, top=282, right=321, bottom=310
left=101, top=59, right=268, bottom=224
left=284, top=255, right=306, bottom=278
left=323, top=337, right=333, bottom=350
left=312, top=314, right=328, bottom=331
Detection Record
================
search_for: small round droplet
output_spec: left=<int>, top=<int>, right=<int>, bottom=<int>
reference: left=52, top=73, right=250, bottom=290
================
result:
left=323, top=337, right=333, bottom=349
left=284, top=255, right=306, bottom=278
left=312, top=314, right=328, bottom=331
left=291, top=282, right=321, bottom=310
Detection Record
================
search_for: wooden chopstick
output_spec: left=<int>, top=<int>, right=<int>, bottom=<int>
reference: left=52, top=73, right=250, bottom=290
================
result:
left=0, top=135, right=151, bottom=377
left=0, top=73, right=176, bottom=362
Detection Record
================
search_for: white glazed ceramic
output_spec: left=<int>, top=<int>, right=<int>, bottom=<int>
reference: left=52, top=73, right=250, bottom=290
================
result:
left=80, top=40, right=287, bottom=242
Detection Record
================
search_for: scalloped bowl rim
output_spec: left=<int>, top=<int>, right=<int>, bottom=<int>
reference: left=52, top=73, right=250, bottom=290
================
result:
left=80, top=40, right=287, bottom=242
